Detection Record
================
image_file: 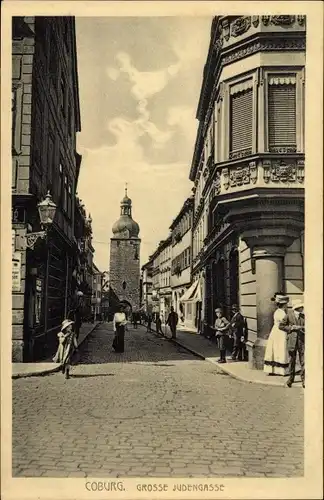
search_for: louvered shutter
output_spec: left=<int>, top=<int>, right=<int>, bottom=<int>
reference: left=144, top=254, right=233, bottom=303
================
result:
left=230, top=88, right=253, bottom=155
left=268, top=83, right=296, bottom=150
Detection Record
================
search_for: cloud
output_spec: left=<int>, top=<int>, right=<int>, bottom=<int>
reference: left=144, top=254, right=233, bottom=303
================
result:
left=106, top=67, right=120, bottom=81
left=105, top=51, right=181, bottom=149
left=77, top=118, right=192, bottom=269
left=167, top=105, right=198, bottom=144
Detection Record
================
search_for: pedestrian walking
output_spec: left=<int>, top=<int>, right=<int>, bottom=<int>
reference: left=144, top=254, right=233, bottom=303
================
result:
left=230, top=304, right=247, bottom=361
left=279, top=298, right=305, bottom=388
left=53, top=319, right=78, bottom=379
left=132, top=312, right=138, bottom=329
left=166, top=307, right=179, bottom=340
left=214, top=307, right=230, bottom=363
left=146, top=314, right=152, bottom=332
left=155, top=315, right=163, bottom=335
left=112, top=304, right=127, bottom=353
left=263, top=293, right=290, bottom=376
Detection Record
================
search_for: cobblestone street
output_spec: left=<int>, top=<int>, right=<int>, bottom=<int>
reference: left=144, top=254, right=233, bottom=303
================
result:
left=12, top=323, right=304, bottom=478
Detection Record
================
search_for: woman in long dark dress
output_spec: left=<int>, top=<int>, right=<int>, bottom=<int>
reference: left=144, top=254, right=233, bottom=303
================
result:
left=112, top=304, right=127, bottom=353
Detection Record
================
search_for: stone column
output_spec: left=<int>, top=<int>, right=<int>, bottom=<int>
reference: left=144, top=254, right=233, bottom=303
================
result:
left=252, top=245, right=285, bottom=370
left=241, top=227, right=301, bottom=370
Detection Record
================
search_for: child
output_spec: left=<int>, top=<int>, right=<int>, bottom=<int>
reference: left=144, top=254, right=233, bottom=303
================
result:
left=53, top=319, right=78, bottom=379
left=214, top=308, right=230, bottom=363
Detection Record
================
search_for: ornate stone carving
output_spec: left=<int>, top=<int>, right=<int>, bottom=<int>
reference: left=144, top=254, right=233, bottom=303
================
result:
left=214, top=171, right=221, bottom=195
left=222, top=18, right=230, bottom=41
left=269, top=146, right=297, bottom=154
left=271, top=15, right=295, bottom=26
left=249, top=161, right=258, bottom=184
left=229, top=148, right=252, bottom=160
left=296, top=159, right=305, bottom=183
left=229, top=166, right=250, bottom=187
left=262, top=16, right=271, bottom=26
left=215, top=35, right=224, bottom=52
left=271, top=160, right=296, bottom=182
left=263, top=160, right=272, bottom=183
left=223, top=42, right=261, bottom=65
left=252, top=16, right=259, bottom=28
left=297, top=15, right=306, bottom=26
left=231, top=16, right=251, bottom=37
left=222, top=168, right=229, bottom=190
left=222, top=38, right=306, bottom=66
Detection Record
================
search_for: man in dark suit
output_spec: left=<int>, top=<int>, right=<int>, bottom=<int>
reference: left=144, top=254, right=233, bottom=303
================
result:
left=230, top=304, right=247, bottom=361
left=279, top=299, right=305, bottom=388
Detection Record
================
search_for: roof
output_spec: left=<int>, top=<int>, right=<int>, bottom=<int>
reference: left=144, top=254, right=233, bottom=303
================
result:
left=169, top=197, right=194, bottom=230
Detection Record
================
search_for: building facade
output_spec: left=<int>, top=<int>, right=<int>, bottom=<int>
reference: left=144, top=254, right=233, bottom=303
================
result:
left=190, top=15, right=305, bottom=369
left=109, top=190, right=141, bottom=315
left=91, top=263, right=103, bottom=321
left=141, top=260, right=153, bottom=316
left=169, top=197, right=196, bottom=329
left=150, top=236, right=172, bottom=322
left=12, top=16, right=83, bottom=361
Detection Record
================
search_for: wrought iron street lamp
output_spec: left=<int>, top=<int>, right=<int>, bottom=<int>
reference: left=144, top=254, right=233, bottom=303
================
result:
left=26, top=191, right=57, bottom=250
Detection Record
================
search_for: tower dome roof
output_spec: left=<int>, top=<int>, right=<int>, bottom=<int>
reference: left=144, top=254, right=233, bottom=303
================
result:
left=112, top=217, right=139, bottom=237
left=121, top=195, right=132, bottom=206
left=111, top=187, right=140, bottom=238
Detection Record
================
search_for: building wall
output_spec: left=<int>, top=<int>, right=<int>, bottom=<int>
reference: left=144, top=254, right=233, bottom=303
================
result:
left=109, top=238, right=141, bottom=310
left=12, top=16, right=81, bottom=361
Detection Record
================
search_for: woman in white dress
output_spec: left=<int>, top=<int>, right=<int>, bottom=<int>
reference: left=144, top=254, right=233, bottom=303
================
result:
left=264, top=293, right=290, bottom=376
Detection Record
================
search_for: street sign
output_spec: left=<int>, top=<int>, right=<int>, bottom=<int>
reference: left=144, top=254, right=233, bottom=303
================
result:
left=12, top=252, right=21, bottom=292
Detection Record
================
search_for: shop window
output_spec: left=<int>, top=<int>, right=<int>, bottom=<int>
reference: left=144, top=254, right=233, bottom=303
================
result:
left=268, top=75, right=296, bottom=152
left=230, top=84, right=253, bottom=158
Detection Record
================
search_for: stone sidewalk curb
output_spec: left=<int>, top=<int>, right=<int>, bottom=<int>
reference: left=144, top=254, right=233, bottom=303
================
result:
left=148, top=323, right=302, bottom=389
left=171, top=338, right=302, bottom=389
left=12, top=322, right=101, bottom=379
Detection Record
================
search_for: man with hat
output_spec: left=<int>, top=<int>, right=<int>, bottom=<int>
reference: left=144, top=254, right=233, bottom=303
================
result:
left=279, top=298, right=305, bottom=388
left=230, top=304, right=247, bottom=361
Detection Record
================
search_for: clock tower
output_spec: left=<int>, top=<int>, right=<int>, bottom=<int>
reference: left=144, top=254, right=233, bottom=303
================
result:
left=109, top=187, right=141, bottom=314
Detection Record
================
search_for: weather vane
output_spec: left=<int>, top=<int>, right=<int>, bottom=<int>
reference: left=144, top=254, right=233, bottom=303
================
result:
left=125, top=182, right=128, bottom=196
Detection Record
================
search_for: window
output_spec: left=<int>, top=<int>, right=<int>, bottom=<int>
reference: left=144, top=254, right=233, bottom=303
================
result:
left=32, top=87, right=43, bottom=172
left=68, top=184, right=72, bottom=218
left=49, top=35, right=58, bottom=88
left=268, top=75, right=296, bottom=152
left=68, top=101, right=72, bottom=136
left=63, top=175, right=68, bottom=213
left=47, top=132, right=55, bottom=190
left=60, top=76, right=66, bottom=119
left=230, top=83, right=253, bottom=158
left=58, top=163, right=63, bottom=205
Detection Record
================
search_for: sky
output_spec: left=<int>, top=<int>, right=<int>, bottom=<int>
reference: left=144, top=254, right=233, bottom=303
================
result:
left=75, top=16, right=212, bottom=272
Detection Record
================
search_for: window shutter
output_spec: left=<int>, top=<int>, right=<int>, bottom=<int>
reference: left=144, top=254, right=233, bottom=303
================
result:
left=230, top=88, right=253, bottom=158
left=268, top=80, right=296, bottom=151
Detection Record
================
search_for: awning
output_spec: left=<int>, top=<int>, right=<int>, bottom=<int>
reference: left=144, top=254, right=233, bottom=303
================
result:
left=180, top=280, right=201, bottom=303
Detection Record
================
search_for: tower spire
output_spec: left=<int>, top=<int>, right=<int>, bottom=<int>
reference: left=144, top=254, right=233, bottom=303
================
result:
left=125, top=182, right=128, bottom=197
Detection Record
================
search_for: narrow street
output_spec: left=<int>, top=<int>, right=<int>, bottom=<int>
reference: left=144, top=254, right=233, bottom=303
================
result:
left=13, top=323, right=304, bottom=478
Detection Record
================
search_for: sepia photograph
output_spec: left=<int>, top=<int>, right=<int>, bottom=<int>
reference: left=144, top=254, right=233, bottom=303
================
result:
left=1, top=2, right=323, bottom=500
